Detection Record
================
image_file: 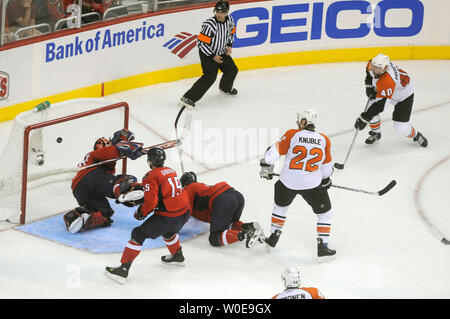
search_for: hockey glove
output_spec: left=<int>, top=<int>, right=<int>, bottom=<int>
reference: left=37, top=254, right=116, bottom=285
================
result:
left=354, top=112, right=372, bottom=130
left=365, top=85, right=377, bottom=100
left=260, top=158, right=274, bottom=180
left=111, top=129, right=135, bottom=145
left=115, top=141, right=144, bottom=160
left=320, top=177, right=332, bottom=189
left=134, top=206, right=146, bottom=220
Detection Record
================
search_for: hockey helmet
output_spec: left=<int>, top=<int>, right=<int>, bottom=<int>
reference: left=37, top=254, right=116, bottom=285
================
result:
left=296, top=109, right=318, bottom=129
left=214, top=0, right=229, bottom=13
left=281, top=267, right=302, bottom=289
left=147, top=147, right=166, bottom=167
left=94, top=137, right=112, bottom=150
left=371, top=53, right=390, bottom=77
left=180, top=171, right=197, bottom=187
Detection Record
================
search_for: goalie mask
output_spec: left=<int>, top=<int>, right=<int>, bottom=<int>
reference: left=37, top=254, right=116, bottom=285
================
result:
left=281, top=267, right=302, bottom=289
left=296, top=109, right=318, bottom=130
left=94, top=137, right=112, bottom=150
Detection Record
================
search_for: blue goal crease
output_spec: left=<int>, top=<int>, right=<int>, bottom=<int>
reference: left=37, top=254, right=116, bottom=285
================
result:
left=17, top=200, right=209, bottom=253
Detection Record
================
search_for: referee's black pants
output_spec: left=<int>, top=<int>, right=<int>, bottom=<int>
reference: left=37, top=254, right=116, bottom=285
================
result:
left=183, top=51, right=238, bottom=103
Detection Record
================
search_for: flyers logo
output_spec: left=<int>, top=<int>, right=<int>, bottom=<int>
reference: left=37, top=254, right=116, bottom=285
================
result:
left=163, top=32, right=197, bottom=59
left=0, top=71, right=9, bottom=101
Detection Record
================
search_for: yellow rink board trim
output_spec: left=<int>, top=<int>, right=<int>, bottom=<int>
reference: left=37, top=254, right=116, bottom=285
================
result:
left=1, top=45, right=449, bottom=122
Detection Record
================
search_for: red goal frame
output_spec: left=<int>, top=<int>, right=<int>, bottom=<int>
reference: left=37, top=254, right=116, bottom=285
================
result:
left=20, top=102, right=129, bottom=224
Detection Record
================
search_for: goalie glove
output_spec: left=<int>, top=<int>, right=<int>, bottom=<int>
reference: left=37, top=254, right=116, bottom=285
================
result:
left=113, top=175, right=144, bottom=207
left=260, top=158, right=274, bottom=180
left=115, top=141, right=144, bottom=160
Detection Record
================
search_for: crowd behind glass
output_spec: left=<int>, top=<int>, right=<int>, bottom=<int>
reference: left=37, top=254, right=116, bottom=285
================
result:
left=0, top=0, right=217, bottom=46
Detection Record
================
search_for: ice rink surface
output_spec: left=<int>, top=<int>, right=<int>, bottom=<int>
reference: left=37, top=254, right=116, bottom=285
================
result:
left=0, top=60, right=449, bottom=299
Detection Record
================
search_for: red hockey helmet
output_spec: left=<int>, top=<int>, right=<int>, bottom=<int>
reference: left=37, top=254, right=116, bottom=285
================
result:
left=94, top=137, right=112, bottom=150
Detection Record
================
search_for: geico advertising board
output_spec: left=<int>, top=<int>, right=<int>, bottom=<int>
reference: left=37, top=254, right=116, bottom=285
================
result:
left=0, top=0, right=448, bottom=109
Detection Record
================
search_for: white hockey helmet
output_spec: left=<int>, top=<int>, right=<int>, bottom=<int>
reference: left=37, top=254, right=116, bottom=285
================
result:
left=281, top=267, right=302, bottom=289
left=371, top=53, right=390, bottom=77
left=296, top=109, right=318, bottom=129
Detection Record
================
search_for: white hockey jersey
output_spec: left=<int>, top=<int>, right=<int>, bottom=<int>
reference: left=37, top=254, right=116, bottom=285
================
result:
left=368, top=60, right=414, bottom=105
left=264, top=129, right=333, bottom=190
left=272, top=287, right=325, bottom=299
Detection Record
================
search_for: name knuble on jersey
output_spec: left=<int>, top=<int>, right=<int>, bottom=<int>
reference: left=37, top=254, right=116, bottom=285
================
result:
left=298, top=137, right=321, bottom=145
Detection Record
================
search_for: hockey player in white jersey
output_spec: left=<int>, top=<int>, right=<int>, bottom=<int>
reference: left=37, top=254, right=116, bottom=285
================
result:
left=260, top=109, right=336, bottom=263
left=355, top=53, right=428, bottom=146
left=272, top=267, right=325, bottom=299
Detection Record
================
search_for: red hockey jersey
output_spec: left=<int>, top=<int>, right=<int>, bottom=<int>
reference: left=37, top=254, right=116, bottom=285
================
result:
left=71, top=145, right=119, bottom=190
left=140, top=166, right=190, bottom=217
left=183, top=181, right=232, bottom=223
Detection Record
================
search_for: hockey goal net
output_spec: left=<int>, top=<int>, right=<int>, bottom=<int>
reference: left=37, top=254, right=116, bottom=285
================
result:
left=0, top=98, right=129, bottom=224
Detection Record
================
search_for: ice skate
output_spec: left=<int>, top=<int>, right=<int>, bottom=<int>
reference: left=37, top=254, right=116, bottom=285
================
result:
left=161, top=247, right=185, bottom=266
left=413, top=131, right=428, bottom=147
left=104, top=263, right=131, bottom=285
left=365, top=131, right=381, bottom=144
left=178, top=97, right=195, bottom=110
left=317, top=238, right=336, bottom=263
left=240, top=222, right=265, bottom=248
left=265, top=229, right=282, bottom=252
left=219, top=87, right=238, bottom=96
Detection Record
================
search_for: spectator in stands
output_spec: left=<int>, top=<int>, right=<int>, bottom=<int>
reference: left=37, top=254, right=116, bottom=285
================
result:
left=6, top=0, right=40, bottom=38
left=1, top=0, right=12, bottom=43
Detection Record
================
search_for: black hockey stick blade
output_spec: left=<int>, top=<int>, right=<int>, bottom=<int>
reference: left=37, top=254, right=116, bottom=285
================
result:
left=377, top=180, right=397, bottom=196
left=334, top=163, right=344, bottom=169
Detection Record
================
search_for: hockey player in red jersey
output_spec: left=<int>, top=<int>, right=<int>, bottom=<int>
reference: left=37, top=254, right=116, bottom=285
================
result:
left=104, top=147, right=191, bottom=284
left=355, top=53, right=428, bottom=147
left=272, top=267, right=325, bottom=299
left=180, top=171, right=264, bottom=248
left=63, top=129, right=144, bottom=233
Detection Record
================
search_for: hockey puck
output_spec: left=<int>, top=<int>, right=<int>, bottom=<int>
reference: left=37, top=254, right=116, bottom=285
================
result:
left=56, top=137, right=63, bottom=143
left=334, top=163, right=344, bottom=169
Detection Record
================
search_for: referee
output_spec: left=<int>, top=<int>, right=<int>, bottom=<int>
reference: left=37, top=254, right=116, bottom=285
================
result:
left=179, top=1, right=238, bottom=109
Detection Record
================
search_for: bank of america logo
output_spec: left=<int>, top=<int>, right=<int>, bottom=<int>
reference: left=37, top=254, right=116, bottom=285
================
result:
left=163, top=32, right=197, bottom=59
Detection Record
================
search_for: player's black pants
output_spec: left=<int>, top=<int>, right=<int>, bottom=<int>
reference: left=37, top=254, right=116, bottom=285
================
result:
left=183, top=51, right=238, bottom=103
left=274, top=180, right=331, bottom=215
left=131, top=210, right=190, bottom=245
left=209, top=188, right=245, bottom=246
left=72, top=168, right=118, bottom=218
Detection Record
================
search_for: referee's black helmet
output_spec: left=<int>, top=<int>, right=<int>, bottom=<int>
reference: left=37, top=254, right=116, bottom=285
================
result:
left=214, top=1, right=230, bottom=13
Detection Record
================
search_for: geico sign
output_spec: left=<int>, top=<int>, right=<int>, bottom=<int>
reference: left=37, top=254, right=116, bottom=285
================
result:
left=231, top=0, right=424, bottom=48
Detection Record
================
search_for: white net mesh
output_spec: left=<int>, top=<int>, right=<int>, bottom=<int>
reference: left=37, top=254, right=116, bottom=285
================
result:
left=0, top=98, right=128, bottom=223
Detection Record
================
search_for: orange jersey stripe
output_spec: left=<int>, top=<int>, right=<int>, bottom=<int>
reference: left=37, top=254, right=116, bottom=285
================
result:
left=303, top=287, right=325, bottom=299
left=319, top=133, right=332, bottom=164
left=277, top=129, right=301, bottom=155
left=198, top=33, right=211, bottom=44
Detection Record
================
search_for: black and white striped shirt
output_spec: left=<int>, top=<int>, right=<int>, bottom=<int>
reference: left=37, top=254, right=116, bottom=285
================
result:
left=197, top=15, right=235, bottom=57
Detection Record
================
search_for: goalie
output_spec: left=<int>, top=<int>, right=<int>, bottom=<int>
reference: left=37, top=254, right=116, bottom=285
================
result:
left=63, top=129, right=144, bottom=233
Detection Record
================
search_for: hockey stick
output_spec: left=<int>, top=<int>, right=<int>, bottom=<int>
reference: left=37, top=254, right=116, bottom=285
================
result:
left=77, top=139, right=181, bottom=171
left=174, top=105, right=193, bottom=174
left=334, top=99, right=371, bottom=170
left=269, top=173, right=396, bottom=196
left=334, top=129, right=358, bottom=170
left=330, top=180, right=397, bottom=196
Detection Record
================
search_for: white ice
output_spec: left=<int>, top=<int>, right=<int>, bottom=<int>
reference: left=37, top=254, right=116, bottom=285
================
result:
left=0, top=60, right=449, bottom=299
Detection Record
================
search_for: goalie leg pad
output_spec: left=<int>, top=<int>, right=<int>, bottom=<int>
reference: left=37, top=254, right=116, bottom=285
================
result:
left=63, top=207, right=90, bottom=234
